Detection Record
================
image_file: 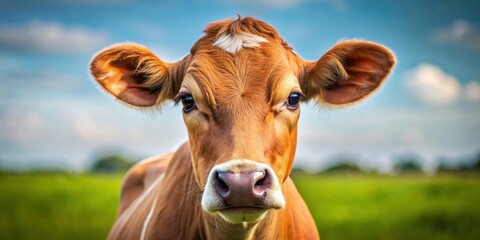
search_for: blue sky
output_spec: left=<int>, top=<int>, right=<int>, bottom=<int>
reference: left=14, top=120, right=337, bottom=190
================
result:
left=0, top=0, right=479, bottom=172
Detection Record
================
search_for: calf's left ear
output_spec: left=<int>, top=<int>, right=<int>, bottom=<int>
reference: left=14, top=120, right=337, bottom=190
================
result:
left=301, top=40, right=396, bottom=106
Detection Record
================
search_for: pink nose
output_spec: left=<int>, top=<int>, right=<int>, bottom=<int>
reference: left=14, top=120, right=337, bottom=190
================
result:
left=214, top=170, right=271, bottom=207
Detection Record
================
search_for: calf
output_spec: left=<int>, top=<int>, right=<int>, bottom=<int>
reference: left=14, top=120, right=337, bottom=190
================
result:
left=90, top=16, right=395, bottom=240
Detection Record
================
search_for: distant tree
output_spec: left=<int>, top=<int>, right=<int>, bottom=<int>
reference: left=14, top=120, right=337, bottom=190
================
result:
left=91, top=155, right=135, bottom=173
left=290, top=167, right=307, bottom=176
left=437, top=161, right=470, bottom=172
left=322, top=161, right=361, bottom=173
left=437, top=162, right=455, bottom=172
left=437, top=152, right=480, bottom=173
left=473, top=153, right=480, bottom=170
left=394, top=160, right=422, bottom=173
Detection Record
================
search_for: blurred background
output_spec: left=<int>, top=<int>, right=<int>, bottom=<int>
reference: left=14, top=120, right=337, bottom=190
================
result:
left=0, top=0, right=479, bottom=239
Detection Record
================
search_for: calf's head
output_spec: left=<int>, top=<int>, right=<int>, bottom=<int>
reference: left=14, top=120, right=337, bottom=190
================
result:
left=90, top=17, right=395, bottom=224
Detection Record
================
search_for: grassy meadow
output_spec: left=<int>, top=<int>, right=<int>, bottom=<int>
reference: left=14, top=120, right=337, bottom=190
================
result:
left=292, top=173, right=480, bottom=240
left=0, top=172, right=479, bottom=240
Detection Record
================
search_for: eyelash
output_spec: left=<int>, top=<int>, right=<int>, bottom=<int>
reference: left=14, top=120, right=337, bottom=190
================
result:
left=284, top=92, right=304, bottom=110
left=175, top=93, right=197, bottom=113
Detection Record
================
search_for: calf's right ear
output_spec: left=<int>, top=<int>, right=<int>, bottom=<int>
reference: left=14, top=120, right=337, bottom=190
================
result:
left=90, top=43, right=185, bottom=108
left=300, top=40, right=396, bottom=107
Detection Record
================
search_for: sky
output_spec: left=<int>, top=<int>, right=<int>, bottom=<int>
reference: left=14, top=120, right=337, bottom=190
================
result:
left=0, top=0, right=479, bottom=172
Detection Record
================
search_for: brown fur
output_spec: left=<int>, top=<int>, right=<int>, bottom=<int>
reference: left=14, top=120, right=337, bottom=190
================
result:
left=109, top=143, right=318, bottom=240
left=89, top=16, right=396, bottom=240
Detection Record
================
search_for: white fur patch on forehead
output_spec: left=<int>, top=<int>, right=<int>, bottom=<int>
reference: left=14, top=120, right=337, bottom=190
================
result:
left=213, top=32, right=268, bottom=54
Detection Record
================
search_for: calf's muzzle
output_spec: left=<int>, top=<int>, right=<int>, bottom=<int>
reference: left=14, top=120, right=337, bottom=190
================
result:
left=214, top=169, right=271, bottom=207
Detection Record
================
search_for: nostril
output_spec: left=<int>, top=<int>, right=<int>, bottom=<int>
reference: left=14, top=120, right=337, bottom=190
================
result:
left=254, top=170, right=266, bottom=187
left=253, top=170, right=270, bottom=196
left=254, top=177, right=265, bottom=187
left=215, top=172, right=230, bottom=197
left=218, top=178, right=229, bottom=191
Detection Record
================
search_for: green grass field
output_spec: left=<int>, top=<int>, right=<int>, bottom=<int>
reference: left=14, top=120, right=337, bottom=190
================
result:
left=292, top=173, right=480, bottom=240
left=0, top=173, right=479, bottom=240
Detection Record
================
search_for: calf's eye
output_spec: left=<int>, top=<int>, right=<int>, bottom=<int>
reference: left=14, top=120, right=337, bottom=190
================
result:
left=286, top=92, right=301, bottom=110
left=181, top=94, right=196, bottom=113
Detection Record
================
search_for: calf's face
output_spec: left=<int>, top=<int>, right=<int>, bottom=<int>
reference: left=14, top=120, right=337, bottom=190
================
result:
left=90, top=17, right=395, bottom=224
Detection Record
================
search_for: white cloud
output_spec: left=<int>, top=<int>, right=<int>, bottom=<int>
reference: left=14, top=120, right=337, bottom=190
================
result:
left=295, top=100, right=480, bottom=171
left=0, top=20, right=108, bottom=55
left=0, top=109, right=44, bottom=145
left=72, top=114, right=105, bottom=141
left=0, top=67, right=86, bottom=102
left=434, top=20, right=480, bottom=50
left=0, top=96, right=188, bottom=171
left=465, top=81, right=480, bottom=102
left=404, top=63, right=461, bottom=105
left=404, top=128, right=424, bottom=147
left=68, top=111, right=149, bottom=145
left=1, top=70, right=80, bottom=89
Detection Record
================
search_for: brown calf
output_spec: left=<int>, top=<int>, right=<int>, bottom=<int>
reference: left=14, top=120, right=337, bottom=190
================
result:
left=90, top=16, right=395, bottom=240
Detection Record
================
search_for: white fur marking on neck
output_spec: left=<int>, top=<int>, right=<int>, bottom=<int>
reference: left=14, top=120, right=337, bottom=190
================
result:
left=121, top=174, right=163, bottom=227
left=135, top=174, right=164, bottom=206
left=140, top=197, right=158, bottom=240
left=213, top=32, right=268, bottom=54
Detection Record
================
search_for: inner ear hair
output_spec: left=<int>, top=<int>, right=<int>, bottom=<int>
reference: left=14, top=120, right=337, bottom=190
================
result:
left=302, top=40, right=396, bottom=107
